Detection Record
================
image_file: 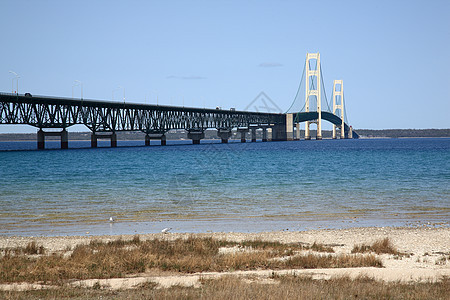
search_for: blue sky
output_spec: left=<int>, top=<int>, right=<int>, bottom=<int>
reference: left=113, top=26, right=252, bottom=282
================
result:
left=1, top=0, right=449, bottom=132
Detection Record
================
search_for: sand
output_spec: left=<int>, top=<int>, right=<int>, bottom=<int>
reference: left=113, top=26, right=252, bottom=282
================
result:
left=0, top=226, right=449, bottom=290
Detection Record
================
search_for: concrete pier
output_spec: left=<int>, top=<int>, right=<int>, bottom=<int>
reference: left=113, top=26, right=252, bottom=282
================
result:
left=261, top=126, right=268, bottom=142
left=286, top=113, right=294, bottom=141
left=37, top=129, right=68, bottom=150
left=271, top=124, right=287, bottom=141
left=217, top=129, right=232, bottom=143
left=91, top=132, right=117, bottom=148
left=305, top=122, right=311, bottom=140
left=295, top=123, right=300, bottom=140
left=251, top=127, right=257, bottom=142
left=237, top=128, right=249, bottom=143
left=145, top=133, right=166, bottom=146
left=187, top=130, right=204, bottom=144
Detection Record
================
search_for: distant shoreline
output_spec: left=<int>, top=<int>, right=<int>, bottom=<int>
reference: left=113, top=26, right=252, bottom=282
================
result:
left=0, top=128, right=449, bottom=141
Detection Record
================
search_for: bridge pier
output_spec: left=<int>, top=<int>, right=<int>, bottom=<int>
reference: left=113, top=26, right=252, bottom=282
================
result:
left=37, top=129, right=68, bottom=150
left=145, top=133, right=166, bottom=146
left=271, top=124, right=287, bottom=141
left=251, top=127, right=257, bottom=142
left=261, top=126, right=268, bottom=142
left=237, top=128, right=249, bottom=143
left=217, top=128, right=232, bottom=143
left=305, top=122, right=311, bottom=140
left=295, top=123, right=300, bottom=140
left=332, top=126, right=345, bottom=139
left=91, top=132, right=117, bottom=148
left=187, top=130, right=204, bottom=144
left=286, top=113, right=294, bottom=141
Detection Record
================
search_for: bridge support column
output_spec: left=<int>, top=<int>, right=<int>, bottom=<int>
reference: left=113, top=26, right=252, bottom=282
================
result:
left=304, top=52, right=322, bottom=141
left=316, top=122, right=322, bottom=140
left=145, top=133, right=167, bottom=146
left=237, top=128, right=249, bottom=143
left=332, top=79, right=345, bottom=140
left=111, top=133, right=117, bottom=148
left=91, top=133, right=97, bottom=148
left=187, top=130, right=204, bottom=145
left=305, top=122, right=311, bottom=140
left=251, top=128, right=257, bottom=142
left=37, top=129, right=69, bottom=150
left=217, top=129, right=232, bottom=143
left=286, top=114, right=294, bottom=141
left=271, top=124, right=287, bottom=141
left=91, top=132, right=117, bottom=148
left=261, top=127, right=268, bottom=142
left=295, top=123, right=300, bottom=140
left=61, top=129, right=68, bottom=149
left=271, top=114, right=290, bottom=142
left=348, top=126, right=353, bottom=139
left=38, top=129, right=45, bottom=150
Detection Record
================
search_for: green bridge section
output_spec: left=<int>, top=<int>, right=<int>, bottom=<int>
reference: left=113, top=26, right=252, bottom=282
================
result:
left=293, top=111, right=359, bottom=139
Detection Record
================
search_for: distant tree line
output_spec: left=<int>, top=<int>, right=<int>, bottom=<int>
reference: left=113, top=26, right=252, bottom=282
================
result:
left=355, top=129, right=450, bottom=138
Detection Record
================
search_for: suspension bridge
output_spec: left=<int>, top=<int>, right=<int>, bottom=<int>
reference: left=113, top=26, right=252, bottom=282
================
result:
left=0, top=52, right=358, bottom=149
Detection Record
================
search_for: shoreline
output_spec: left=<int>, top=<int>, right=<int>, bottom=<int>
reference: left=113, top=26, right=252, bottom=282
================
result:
left=1, top=216, right=448, bottom=238
left=2, top=226, right=448, bottom=253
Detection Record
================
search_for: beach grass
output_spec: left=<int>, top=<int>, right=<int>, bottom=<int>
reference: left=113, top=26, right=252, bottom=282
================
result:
left=0, top=236, right=381, bottom=284
left=0, top=275, right=448, bottom=300
left=351, top=237, right=410, bottom=256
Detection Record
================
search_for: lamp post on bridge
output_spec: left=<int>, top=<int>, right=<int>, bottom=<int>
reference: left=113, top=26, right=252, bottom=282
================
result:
left=119, top=85, right=125, bottom=104
left=145, top=90, right=159, bottom=105
left=112, top=85, right=125, bottom=103
left=8, top=71, right=20, bottom=94
left=72, top=80, right=83, bottom=99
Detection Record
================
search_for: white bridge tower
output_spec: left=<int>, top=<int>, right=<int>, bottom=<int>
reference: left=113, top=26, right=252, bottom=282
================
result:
left=304, top=52, right=322, bottom=140
left=332, top=79, right=345, bottom=139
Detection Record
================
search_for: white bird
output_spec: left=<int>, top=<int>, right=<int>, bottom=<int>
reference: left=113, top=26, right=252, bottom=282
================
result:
left=161, top=227, right=172, bottom=234
left=109, top=217, right=115, bottom=222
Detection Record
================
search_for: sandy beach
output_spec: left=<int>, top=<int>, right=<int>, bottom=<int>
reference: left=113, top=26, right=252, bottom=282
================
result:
left=1, top=226, right=449, bottom=291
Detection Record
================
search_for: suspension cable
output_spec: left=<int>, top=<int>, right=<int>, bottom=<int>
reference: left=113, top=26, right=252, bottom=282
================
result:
left=343, top=90, right=349, bottom=125
left=320, top=64, right=332, bottom=112
left=285, top=59, right=306, bottom=113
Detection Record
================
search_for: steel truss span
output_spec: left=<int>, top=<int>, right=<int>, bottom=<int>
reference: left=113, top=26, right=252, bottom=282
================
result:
left=0, top=93, right=284, bottom=133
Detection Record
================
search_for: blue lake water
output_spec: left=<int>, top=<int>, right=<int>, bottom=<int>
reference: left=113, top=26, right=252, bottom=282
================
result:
left=0, top=138, right=449, bottom=236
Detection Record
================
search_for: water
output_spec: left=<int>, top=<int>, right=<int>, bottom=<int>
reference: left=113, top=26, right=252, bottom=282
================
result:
left=0, top=138, right=449, bottom=236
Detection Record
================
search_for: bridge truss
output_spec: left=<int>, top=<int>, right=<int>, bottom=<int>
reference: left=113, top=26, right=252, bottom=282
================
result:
left=0, top=93, right=284, bottom=132
left=0, top=93, right=287, bottom=148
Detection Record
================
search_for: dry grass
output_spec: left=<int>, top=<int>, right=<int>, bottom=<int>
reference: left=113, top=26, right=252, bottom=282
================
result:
left=2, top=242, right=46, bottom=256
left=0, top=236, right=381, bottom=284
left=0, top=275, right=448, bottom=300
left=351, top=237, right=408, bottom=256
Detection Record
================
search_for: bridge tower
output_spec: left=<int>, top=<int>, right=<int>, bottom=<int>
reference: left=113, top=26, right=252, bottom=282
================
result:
left=305, top=52, right=322, bottom=140
left=332, top=80, right=345, bottom=139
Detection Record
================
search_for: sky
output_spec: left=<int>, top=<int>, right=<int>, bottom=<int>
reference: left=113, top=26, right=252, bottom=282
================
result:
left=1, top=0, right=449, bottom=133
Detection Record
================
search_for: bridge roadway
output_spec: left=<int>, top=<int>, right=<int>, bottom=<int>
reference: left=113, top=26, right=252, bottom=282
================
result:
left=0, top=93, right=356, bottom=149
